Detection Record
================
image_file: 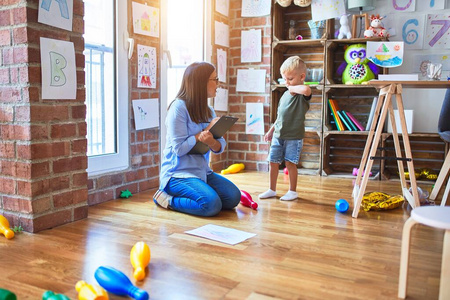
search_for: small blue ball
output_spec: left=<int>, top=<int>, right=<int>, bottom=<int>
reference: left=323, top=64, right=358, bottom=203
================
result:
left=335, top=199, right=349, bottom=213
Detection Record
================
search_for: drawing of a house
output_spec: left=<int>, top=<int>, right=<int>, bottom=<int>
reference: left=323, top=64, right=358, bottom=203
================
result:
left=140, top=12, right=150, bottom=32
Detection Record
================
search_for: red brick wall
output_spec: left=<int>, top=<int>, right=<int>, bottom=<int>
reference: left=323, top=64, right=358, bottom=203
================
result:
left=227, top=0, right=271, bottom=171
left=87, top=0, right=160, bottom=205
left=0, top=0, right=88, bottom=232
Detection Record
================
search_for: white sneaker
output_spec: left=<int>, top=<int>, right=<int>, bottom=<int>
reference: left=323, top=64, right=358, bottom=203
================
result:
left=259, top=189, right=277, bottom=199
left=153, top=190, right=172, bottom=209
left=280, top=191, right=298, bottom=201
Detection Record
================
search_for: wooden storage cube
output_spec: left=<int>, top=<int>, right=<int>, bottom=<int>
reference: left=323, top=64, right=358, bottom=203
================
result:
left=272, top=3, right=333, bottom=41
left=325, top=39, right=387, bottom=85
left=271, top=41, right=325, bottom=84
left=381, top=133, right=447, bottom=183
left=323, top=87, right=378, bottom=132
left=322, top=133, right=381, bottom=176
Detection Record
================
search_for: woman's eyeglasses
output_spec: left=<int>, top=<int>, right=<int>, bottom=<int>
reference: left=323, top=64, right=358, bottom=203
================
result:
left=209, top=77, right=219, bottom=83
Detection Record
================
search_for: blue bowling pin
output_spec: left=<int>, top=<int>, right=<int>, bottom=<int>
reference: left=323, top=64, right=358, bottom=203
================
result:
left=94, top=266, right=149, bottom=300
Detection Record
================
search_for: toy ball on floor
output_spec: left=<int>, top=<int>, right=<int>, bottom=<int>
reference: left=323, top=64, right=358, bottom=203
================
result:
left=240, top=190, right=258, bottom=210
left=284, top=167, right=289, bottom=175
left=335, top=199, right=349, bottom=213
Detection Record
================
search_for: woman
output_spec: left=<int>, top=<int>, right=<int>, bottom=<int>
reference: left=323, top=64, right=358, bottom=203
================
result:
left=153, top=62, right=241, bottom=217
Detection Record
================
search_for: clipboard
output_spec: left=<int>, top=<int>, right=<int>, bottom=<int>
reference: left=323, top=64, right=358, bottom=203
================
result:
left=188, top=115, right=238, bottom=155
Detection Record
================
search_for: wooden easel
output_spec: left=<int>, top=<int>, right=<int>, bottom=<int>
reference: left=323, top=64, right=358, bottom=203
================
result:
left=352, top=80, right=450, bottom=218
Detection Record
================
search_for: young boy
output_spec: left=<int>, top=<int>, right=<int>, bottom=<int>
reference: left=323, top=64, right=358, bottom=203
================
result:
left=259, top=56, right=311, bottom=201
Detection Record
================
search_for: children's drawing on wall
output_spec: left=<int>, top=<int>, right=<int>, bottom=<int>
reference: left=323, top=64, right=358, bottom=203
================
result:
left=241, top=29, right=262, bottom=63
left=241, top=0, right=271, bottom=17
left=236, top=69, right=266, bottom=93
left=216, top=0, right=229, bottom=17
left=417, top=0, right=445, bottom=11
left=367, top=41, right=404, bottom=68
left=132, top=99, right=159, bottom=130
left=40, top=37, right=76, bottom=99
left=137, top=45, right=156, bottom=89
left=311, top=0, right=345, bottom=22
left=391, top=0, right=416, bottom=12
left=414, top=54, right=450, bottom=76
left=132, top=2, right=159, bottom=38
left=424, top=14, right=450, bottom=49
left=214, top=88, right=229, bottom=112
left=215, top=21, right=230, bottom=48
left=395, top=15, right=425, bottom=49
left=217, top=48, right=227, bottom=83
left=246, top=103, right=264, bottom=135
left=38, top=0, right=73, bottom=31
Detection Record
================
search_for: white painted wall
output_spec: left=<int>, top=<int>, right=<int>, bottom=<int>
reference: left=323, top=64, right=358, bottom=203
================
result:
left=365, top=0, right=450, bottom=132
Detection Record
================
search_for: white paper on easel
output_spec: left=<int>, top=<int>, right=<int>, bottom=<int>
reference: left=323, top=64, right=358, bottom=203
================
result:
left=246, top=102, right=264, bottom=135
left=215, top=21, right=229, bottom=47
left=214, top=88, right=228, bottom=112
left=236, top=69, right=266, bottom=93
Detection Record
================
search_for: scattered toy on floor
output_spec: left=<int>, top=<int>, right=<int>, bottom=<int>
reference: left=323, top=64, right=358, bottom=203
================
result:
left=42, top=290, right=70, bottom=300
left=335, top=199, right=349, bottom=213
left=240, top=190, right=258, bottom=210
left=352, top=167, right=372, bottom=177
left=75, top=280, right=108, bottom=300
left=0, top=289, right=16, bottom=300
left=95, top=266, right=149, bottom=300
left=284, top=167, right=289, bottom=175
left=130, top=241, right=151, bottom=281
left=120, top=189, right=133, bottom=199
left=221, top=163, right=245, bottom=175
left=0, top=215, right=14, bottom=239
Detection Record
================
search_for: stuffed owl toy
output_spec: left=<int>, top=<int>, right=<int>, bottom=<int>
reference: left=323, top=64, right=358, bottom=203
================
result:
left=337, top=43, right=379, bottom=85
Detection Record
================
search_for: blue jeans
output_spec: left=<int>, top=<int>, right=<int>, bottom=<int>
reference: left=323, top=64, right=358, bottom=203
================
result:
left=164, top=172, right=241, bottom=217
left=268, top=137, right=303, bottom=164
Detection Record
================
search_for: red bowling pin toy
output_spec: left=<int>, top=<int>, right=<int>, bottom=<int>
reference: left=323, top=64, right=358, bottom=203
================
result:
left=0, top=215, right=14, bottom=239
left=94, top=266, right=149, bottom=300
left=130, top=241, right=151, bottom=281
left=240, top=190, right=258, bottom=210
left=75, top=280, right=108, bottom=300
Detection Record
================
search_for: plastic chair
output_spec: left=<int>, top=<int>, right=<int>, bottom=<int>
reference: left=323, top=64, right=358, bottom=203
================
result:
left=430, top=89, right=450, bottom=206
left=398, top=206, right=450, bottom=299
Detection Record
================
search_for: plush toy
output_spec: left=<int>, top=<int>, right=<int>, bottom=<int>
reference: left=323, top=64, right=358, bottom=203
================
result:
left=277, top=0, right=292, bottom=7
left=294, top=0, right=311, bottom=6
left=337, top=43, right=379, bottom=85
left=364, top=14, right=389, bottom=38
left=338, top=14, right=352, bottom=39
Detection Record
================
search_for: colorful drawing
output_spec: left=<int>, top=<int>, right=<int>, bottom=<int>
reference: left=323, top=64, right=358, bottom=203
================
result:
left=132, top=99, right=159, bottom=130
left=137, top=45, right=156, bottom=89
left=132, top=2, right=159, bottom=38
left=40, top=37, right=76, bottom=99
left=424, top=14, right=450, bottom=49
left=246, top=103, right=264, bottom=135
left=241, top=0, right=271, bottom=17
left=367, top=41, right=404, bottom=68
left=414, top=54, right=450, bottom=75
left=392, top=0, right=416, bottom=12
left=397, top=15, right=425, bottom=49
left=241, top=29, right=262, bottom=63
left=38, top=0, right=73, bottom=31
left=416, top=0, right=445, bottom=11
left=311, top=0, right=345, bottom=22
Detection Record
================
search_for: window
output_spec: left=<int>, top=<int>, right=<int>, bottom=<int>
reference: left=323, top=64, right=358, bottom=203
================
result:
left=84, top=0, right=129, bottom=175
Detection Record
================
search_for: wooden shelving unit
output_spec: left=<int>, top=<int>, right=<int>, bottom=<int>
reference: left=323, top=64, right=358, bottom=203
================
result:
left=270, top=2, right=447, bottom=179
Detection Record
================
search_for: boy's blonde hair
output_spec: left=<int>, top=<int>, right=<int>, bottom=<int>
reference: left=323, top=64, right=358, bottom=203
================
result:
left=280, top=56, right=307, bottom=75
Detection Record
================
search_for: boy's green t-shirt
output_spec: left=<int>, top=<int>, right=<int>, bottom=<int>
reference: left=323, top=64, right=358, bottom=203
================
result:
left=273, top=90, right=311, bottom=140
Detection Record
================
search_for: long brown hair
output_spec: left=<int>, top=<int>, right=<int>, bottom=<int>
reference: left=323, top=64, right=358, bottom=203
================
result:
left=173, top=62, right=214, bottom=123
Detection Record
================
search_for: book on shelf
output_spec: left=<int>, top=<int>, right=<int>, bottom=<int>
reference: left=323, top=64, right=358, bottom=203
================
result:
left=337, top=110, right=353, bottom=131
left=340, top=110, right=358, bottom=131
left=365, top=96, right=378, bottom=131
left=345, top=111, right=365, bottom=131
left=328, top=99, right=345, bottom=131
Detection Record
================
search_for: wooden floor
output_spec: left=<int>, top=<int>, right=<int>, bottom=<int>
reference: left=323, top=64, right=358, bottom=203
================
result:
left=0, top=171, right=446, bottom=300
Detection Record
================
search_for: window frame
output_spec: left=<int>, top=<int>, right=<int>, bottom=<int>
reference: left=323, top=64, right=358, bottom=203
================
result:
left=86, top=0, right=129, bottom=176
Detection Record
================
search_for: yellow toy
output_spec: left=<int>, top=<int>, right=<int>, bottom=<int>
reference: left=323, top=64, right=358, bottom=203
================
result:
left=221, top=163, right=245, bottom=175
left=130, top=241, right=151, bottom=281
left=75, top=280, right=109, bottom=300
left=0, top=215, right=14, bottom=239
left=361, top=192, right=404, bottom=212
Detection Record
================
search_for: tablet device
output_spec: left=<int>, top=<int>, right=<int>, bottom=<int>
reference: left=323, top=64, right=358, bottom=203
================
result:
left=188, top=115, right=238, bottom=155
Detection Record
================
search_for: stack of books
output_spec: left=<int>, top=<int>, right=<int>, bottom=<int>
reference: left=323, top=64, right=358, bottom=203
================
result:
left=328, top=99, right=366, bottom=131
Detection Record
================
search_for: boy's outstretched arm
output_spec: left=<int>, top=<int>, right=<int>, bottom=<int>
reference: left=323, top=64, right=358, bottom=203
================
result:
left=288, top=84, right=311, bottom=97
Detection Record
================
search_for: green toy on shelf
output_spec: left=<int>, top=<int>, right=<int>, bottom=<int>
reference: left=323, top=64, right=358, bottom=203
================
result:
left=120, top=189, right=133, bottom=199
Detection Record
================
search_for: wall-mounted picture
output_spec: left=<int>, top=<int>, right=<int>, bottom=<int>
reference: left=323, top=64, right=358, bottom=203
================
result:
left=241, top=29, right=262, bottom=63
left=241, top=0, right=271, bottom=17
left=40, top=37, right=77, bottom=99
left=367, top=41, right=404, bottom=68
left=137, top=45, right=157, bottom=89
left=38, top=0, right=73, bottom=31
left=132, top=1, right=159, bottom=38
left=132, top=98, right=159, bottom=130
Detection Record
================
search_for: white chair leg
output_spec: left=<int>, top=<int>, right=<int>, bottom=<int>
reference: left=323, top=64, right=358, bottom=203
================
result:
left=399, top=217, right=418, bottom=299
left=439, top=230, right=450, bottom=300
left=441, top=180, right=450, bottom=206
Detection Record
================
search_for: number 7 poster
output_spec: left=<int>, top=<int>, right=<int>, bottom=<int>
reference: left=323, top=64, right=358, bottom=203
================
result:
left=424, top=14, right=450, bottom=49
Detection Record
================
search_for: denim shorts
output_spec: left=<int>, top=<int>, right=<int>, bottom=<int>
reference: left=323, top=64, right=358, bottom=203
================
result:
left=268, top=137, right=303, bottom=164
